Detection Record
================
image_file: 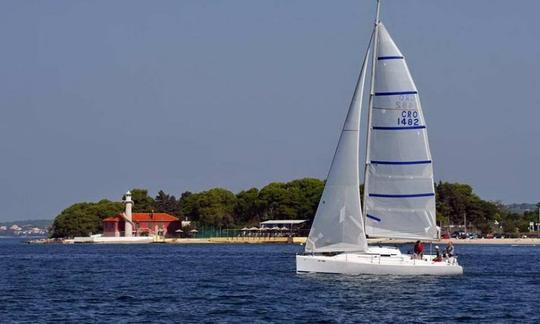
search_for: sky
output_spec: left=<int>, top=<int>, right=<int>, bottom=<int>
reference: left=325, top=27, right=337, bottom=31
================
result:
left=1, top=0, right=539, bottom=221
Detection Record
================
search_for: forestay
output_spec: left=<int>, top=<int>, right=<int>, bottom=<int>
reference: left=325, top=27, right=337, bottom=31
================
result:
left=305, top=44, right=371, bottom=253
left=364, top=24, right=437, bottom=240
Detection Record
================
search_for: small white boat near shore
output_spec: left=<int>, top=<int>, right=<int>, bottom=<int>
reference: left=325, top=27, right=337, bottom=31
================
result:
left=70, top=234, right=154, bottom=244
left=297, top=0, right=462, bottom=276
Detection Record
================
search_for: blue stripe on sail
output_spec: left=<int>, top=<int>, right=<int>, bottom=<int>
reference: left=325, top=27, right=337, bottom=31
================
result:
left=371, top=160, right=432, bottom=165
left=374, top=91, right=418, bottom=96
left=369, top=193, right=435, bottom=198
left=373, top=126, right=426, bottom=130
left=366, top=214, right=382, bottom=222
left=377, top=56, right=404, bottom=60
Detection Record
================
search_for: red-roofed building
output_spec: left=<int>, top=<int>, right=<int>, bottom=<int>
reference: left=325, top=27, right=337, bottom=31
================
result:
left=103, top=212, right=181, bottom=237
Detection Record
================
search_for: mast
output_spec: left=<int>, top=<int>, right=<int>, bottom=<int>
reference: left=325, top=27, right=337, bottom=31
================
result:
left=362, top=0, right=381, bottom=221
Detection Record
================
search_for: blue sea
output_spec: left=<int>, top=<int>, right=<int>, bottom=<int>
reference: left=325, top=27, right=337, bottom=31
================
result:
left=1, top=238, right=539, bottom=323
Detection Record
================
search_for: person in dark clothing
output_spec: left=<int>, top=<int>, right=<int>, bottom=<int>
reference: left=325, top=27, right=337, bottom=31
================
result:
left=413, top=240, right=424, bottom=259
left=433, top=245, right=443, bottom=262
left=445, top=241, right=455, bottom=258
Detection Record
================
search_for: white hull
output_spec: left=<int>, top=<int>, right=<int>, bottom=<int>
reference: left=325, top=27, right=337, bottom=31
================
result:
left=296, top=247, right=463, bottom=276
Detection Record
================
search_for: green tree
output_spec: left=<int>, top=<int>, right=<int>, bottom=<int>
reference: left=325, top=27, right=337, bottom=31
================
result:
left=234, top=188, right=263, bottom=224
left=435, top=182, right=498, bottom=234
left=500, top=213, right=522, bottom=234
left=257, top=178, right=324, bottom=221
left=286, top=178, right=324, bottom=221
left=258, top=182, right=296, bottom=220
left=50, top=199, right=123, bottom=238
left=181, top=188, right=237, bottom=227
left=154, top=190, right=182, bottom=217
left=130, top=188, right=155, bottom=212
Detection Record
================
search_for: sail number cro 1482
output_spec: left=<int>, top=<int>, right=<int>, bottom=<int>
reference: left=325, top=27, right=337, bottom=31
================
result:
left=398, top=110, right=419, bottom=126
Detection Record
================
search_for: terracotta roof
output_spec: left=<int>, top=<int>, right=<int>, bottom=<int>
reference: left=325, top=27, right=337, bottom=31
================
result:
left=103, top=213, right=179, bottom=222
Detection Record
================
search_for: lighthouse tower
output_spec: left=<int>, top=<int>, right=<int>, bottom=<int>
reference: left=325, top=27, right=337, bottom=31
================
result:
left=123, top=191, right=134, bottom=237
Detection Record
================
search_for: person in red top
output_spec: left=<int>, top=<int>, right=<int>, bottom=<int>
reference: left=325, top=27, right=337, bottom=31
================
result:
left=413, top=240, right=424, bottom=259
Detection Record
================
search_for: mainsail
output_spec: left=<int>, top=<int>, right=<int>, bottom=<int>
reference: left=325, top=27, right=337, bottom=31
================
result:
left=305, top=41, right=372, bottom=253
left=363, top=24, right=437, bottom=240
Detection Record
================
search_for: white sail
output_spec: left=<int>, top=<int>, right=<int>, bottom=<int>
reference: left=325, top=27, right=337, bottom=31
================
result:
left=364, top=24, right=437, bottom=240
left=305, top=44, right=371, bottom=253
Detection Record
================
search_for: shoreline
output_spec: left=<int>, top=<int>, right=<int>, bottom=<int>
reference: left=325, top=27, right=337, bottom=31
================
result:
left=367, top=238, right=540, bottom=245
left=27, top=237, right=540, bottom=245
left=163, top=237, right=540, bottom=245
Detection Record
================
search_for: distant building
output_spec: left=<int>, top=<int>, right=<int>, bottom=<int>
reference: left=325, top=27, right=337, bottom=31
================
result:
left=9, top=224, right=21, bottom=231
left=101, top=191, right=181, bottom=238
left=103, top=213, right=181, bottom=237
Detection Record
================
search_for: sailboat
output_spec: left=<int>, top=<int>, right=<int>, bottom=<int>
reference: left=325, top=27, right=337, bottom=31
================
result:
left=296, top=1, right=463, bottom=275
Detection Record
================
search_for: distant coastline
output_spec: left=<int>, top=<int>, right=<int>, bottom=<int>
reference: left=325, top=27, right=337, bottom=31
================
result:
left=0, top=219, right=51, bottom=237
left=28, top=236, right=540, bottom=246
left=367, top=238, right=540, bottom=246
left=47, top=180, right=540, bottom=241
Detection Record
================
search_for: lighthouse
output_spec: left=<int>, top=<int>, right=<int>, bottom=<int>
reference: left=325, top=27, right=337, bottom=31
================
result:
left=123, top=191, right=134, bottom=237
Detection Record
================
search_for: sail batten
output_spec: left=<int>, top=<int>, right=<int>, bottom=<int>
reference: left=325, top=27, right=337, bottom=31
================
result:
left=374, top=91, right=418, bottom=96
left=371, top=160, right=432, bottom=165
left=373, top=126, right=426, bottom=130
left=377, top=56, right=404, bottom=60
left=364, top=23, right=438, bottom=240
left=368, top=193, right=435, bottom=198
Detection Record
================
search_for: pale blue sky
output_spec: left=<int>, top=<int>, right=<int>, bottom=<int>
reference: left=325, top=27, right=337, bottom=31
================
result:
left=1, top=0, right=539, bottom=221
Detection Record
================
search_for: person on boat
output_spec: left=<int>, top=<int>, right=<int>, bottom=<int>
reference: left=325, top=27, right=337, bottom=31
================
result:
left=413, top=240, right=424, bottom=259
left=445, top=241, right=455, bottom=258
left=433, top=245, right=443, bottom=262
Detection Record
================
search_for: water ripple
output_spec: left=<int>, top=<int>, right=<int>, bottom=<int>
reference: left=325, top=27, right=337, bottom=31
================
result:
left=0, top=239, right=539, bottom=323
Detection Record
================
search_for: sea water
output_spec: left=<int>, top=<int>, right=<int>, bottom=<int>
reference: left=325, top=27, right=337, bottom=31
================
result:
left=1, top=238, right=539, bottom=323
